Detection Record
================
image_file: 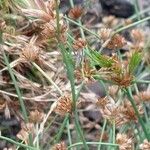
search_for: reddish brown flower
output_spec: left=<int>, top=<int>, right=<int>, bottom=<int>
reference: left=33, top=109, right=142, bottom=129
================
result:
left=106, top=34, right=126, bottom=49
left=54, top=95, right=72, bottom=116
left=73, top=38, right=86, bottom=51
left=68, top=6, right=84, bottom=20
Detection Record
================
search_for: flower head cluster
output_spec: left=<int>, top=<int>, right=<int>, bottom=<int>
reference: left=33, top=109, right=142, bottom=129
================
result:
left=19, top=0, right=67, bottom=44
left=98, top=55, right=133, bottom=87
left=68, top=5, right=84, bottom=20
left=116, top=133, right=133, bottom=150
left=75, top=59, right=96, bottom=83
left=97, top=96, right=143, bottom=126
left=140, top=139, right=150, bottom=150
left=54, top=95, right=72, bottom=116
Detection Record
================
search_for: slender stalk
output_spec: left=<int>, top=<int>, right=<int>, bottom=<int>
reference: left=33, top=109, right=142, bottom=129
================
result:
left=134, top=0, right=140, bottom=21
left=55, top=1, right=88, bottom=149
left=63, top=16, right=100, bottom=39
left=114, top=7, right=150, bottom=30
left=67, top=120, right=72, bottom=148
left=32, top=62, right=63, bottom=95
left=36, top=123, right=40, bottom=150
left=136, top=80, right=150, bottom=84
left=98, top=119, right=107, bottom=150
left=55, top=114, right=69, bottom=143
left=2, top=33, right=33, bottom=149
left=69, top=0, right=74, bottom=7
left=112, top=120, right=116, bottom=150
left=59, top=42, right=89, bottom=149
left=115, top=16, right=150, bottom=34
left=3, top=51, right=28, bottom=122
left=0, top=136, right=35, bottom=150
left=74, top=111, right=89, bottom=150
left=125, top=88, right=150, bottom=140
left=67, top=142, right=119, bottom=149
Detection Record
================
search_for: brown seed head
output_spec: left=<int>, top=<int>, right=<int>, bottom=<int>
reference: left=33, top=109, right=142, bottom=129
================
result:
left=131, top=29, right=144, bottom=43
left=21, top=42, right=40, bottom=62
left=116, top=133, right=133, bottom=150
left=41, top=20, right=67, bottom=40
left=17, top=123, right=34, bottom=144
left=55, top=95, right=72, bottom=116
left=29, top=110, right=44, bottom=124
left=99, top=28, right=112, bottom=41
left=73, top=38, right=86, bottom=51
left=122, top=101, right=144, bottom=122
left=110, top=73, right=133, bottom=87
left=51, top=142, right=67, bottom=150
left=102, top=15, right=119, bottom=28
left=140, top=139, right=150, bottom=150
left=106, top=34, right=126, bottom=49
left=75, top=59, right=95, bottom=82
left=68, top=6, right=84, bottom=20
left=133, top=91, right=150, bottom=102
left=124, top=19, right=133, bottom=26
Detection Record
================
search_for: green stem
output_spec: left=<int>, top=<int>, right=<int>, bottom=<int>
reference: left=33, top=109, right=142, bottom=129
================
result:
left=55, top=114, right=69, bottom=143
left=114, top=7, right=150, bottom=30
left=63, top=16, right=100, bottom=39
left=69, top=0, right=74, bottom=7
left=125, top=88, right=150, bottom=141
left=112, top=120, right=116, bottom=150
left=98, top=119, right=107, bottom=150
left=0, top=136, right=35, bottom=150
left=59, top=43, right=76, bottom=108
left=3, top=51, right=28, bottom=122
left=134, top=0, right=140, bottom=21
left=67, top=142, right=119, bottom=149
left=74, top=111, right=89, bottom=150
left=67, top=119, right=72, bottom=148
left=115, top=16, right=150, bottom=34
left=135, top=80, right=150, bottom=84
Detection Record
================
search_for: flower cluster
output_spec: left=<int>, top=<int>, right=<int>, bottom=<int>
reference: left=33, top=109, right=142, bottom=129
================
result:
left=97, top=96, right=143, bottom=126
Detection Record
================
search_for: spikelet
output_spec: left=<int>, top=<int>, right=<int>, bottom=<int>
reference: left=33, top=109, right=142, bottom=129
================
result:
left=51, top=142, right=67, bottom=150
left=73, top=38, right=86, bottom=51
left=54, top=95, right=72, bottom=116
left=116, top=133, right=133, bottom=150
left=106, top=34, right=126, bottom=49
left=140, top=139, right=150, bottom=150
left=68, top=6, right=84, bottom=20
left=29, top=110, right=44, bottom=124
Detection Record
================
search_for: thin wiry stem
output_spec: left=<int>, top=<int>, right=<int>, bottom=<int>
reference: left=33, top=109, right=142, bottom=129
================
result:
left=63, top=16, right=100, bottom=39
left=32, top=62, right=63, bottom=95
left=0, top=136, right=35, bottom=150
left=125, top=88, right=150, bottom=141
left=3, top=51, right=28, bottom=122
left=67, top=142, right=119, bottom=149
left=55, top=0, right=89, bottom=149
left=98, top=119, right=107, bottom=150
